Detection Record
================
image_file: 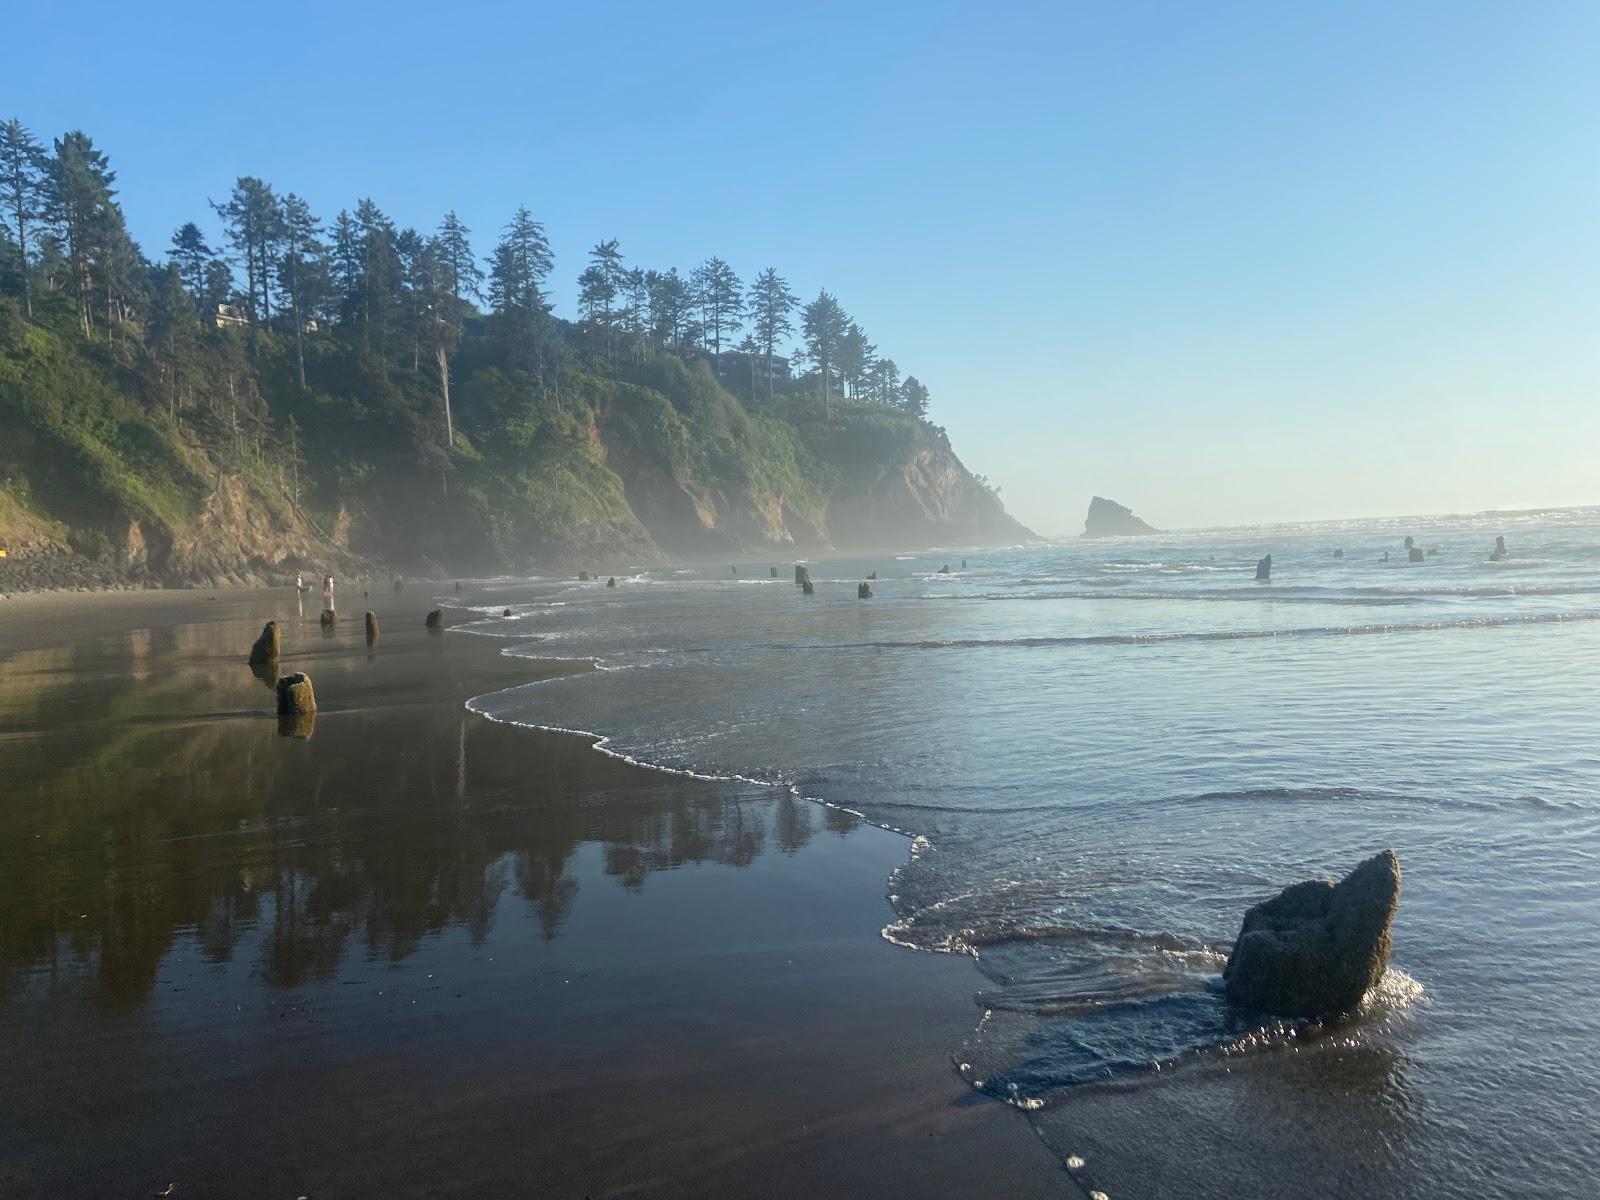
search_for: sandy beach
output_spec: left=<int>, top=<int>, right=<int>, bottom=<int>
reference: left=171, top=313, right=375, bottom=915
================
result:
left=0, top=586, right=1065, bottom=1199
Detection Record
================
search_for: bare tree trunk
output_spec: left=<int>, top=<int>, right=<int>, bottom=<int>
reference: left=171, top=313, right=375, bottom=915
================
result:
left=436, top=344, right=453, bottom=448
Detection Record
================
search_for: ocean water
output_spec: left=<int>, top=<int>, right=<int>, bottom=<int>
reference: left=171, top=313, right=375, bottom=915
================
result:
left=463, top=508, right=1600, bottom=1199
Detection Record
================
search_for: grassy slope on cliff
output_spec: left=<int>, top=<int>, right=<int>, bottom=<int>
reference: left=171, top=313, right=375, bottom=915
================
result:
left=1, top=290, right=1024, bottom=579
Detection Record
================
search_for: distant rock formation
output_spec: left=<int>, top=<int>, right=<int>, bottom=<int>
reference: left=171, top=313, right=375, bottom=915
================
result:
left=1223, top=850, right=1401, bottom=1020
left=1255, top=554, right=1272, bottom=581
left=1081, top=496, right=1161, bottom=538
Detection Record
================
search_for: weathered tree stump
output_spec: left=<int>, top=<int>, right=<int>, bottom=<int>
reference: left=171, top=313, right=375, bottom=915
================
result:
left=276, top=672, right=316, bottom=715
left=248, top=620, right=280, bottom=666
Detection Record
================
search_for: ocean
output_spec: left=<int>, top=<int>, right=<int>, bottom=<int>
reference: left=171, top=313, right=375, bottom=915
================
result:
left=464, top=507, right=1600, bottom=1199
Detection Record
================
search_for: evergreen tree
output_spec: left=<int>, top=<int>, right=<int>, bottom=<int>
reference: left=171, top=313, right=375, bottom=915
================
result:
left=577, top=238, right=624, bottom=331
left=690, top=256, right=742, bottom=368
left=147, top=262, right=203, bottom=417
left=747, top=267, right=796, bottom=399
left=800, top=290, right=848, bottom=412
left=46, top=131, right=131, bottom=338
left=277, top=193, right=326, bottom=387
left=647, top=267, right=692, bottom=350
left=169, top=222, right=215, bottom=313
left=837, top=321, right=875, bottom=398
left=1, top=119, right=48, bottom=318
left=212, top=176, right=281, bottom=324
left=867, top=356, right=901, bottom=405
left=899, top=375, right=930, bottom=419
left=488, top=206, right=554, bottom=375
left=435, top=211, right=482, bottom=301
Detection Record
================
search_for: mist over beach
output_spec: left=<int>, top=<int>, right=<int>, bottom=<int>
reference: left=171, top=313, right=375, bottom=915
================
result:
left=4, top=3, right=1600, bottom=1197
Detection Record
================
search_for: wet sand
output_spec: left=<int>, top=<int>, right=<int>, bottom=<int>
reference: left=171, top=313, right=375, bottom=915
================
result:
left=0, top=588, right=1065, bottom=1198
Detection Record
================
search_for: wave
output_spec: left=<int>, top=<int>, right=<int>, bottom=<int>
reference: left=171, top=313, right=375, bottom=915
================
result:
left=773, top=610, right=1600, bottom=653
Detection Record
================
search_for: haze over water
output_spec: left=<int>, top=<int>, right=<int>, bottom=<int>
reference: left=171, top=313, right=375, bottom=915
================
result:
left=468, top=506, right=1600, bottom=1199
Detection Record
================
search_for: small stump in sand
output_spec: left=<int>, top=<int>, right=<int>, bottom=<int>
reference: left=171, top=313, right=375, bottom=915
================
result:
left=425, top=608, right=444, bottom=630
left=365, top=611, right=380, bottom=644
left=276, top=672, right=317, bottom=716
left=1223, top=850, right=1401, bottom=1020
left=320, top=608, right=337, bottom=628
left=579, top=570, right=590, bottom=581
left=248, top=621, right=280, bottom=666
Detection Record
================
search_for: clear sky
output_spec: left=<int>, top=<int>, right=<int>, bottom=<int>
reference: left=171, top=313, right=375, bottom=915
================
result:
left=10, top=0, right=1600, bottom=534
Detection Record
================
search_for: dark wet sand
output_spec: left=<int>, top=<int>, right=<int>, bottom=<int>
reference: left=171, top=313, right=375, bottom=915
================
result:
left=0, top=588, right=1066, bottom=1198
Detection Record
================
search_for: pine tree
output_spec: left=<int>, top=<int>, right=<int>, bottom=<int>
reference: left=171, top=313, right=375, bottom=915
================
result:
left=277, top=193, right=326, bottom=387
left=169, top=222, right=214, bottom=313
left=0, top=119, right=48, bottom=318
left=147, top=263, right=203, bottom=417
left=647, top=268, right=692, bottom=350
left=801, top=291, right=848, bottom=413
left=900, top=375, right=930, bottom=419
left=837, top=321, right=875, bottom=398
left=212, top=176, right=282, bottom=325
left=435, top=211, right=482, bottom=302
left=46, top=131, right=122, bottom=337
left=488, top=205, right=555, bottom=378
left=747, top=267, right=797, bottom=399
left=690, top=256, right=742, bottom=368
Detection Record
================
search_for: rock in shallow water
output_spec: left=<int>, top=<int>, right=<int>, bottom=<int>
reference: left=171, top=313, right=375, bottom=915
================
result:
left=1222, top=849, right=1401, bottom=1020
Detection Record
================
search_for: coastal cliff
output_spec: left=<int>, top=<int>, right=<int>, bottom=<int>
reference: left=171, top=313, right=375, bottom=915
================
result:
left=0, top=316, right=1028, bottom=586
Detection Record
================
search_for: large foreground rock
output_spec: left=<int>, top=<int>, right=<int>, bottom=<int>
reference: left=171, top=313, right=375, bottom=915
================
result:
left=1081, top=496, right=1161, bottom=538
left=1222, top=850, right=1401, bottom=1020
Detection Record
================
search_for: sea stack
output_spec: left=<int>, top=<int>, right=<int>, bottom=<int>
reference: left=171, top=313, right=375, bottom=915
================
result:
left=1081, top=496, right=1162, bottom=538
left=857, top=582, right=873, bottom=599
left=248, top=621, right=280, bottom=666
left=1223, top=850, right=1402, bottom=1020
left=1255, top=554, right=1272, bottom=581
left=425, top=608, right=444, bottom=629
left=275, top=672, right=317, bottom=716
left=365, top=611, right=379, bottom=644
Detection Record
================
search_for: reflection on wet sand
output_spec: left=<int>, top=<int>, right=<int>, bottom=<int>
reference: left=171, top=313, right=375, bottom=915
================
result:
left=0, top=595, right=1067, bottom=1200
left=0, top=616, right=838, bottom=1006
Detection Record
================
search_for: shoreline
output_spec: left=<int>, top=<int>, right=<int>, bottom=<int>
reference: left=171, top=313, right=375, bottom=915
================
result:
left=0, top=586, right=1071, bottom=1198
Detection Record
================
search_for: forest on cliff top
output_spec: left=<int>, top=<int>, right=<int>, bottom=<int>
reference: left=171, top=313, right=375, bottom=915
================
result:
left=0, top=119, right=1026, bottom=580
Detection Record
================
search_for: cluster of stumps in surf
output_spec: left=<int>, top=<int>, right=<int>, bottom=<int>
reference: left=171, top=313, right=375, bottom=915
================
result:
left=249, top=573, right=491, bottom=740
left=1253, top=533, right=1510, bottom=580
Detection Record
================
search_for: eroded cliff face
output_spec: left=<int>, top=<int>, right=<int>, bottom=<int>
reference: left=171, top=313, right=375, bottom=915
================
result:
left=585, top=417, right=1030, bottom=559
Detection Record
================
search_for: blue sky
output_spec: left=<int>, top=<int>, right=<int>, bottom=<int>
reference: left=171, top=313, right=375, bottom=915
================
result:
left=10, top=0, right=1600, bottom=533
